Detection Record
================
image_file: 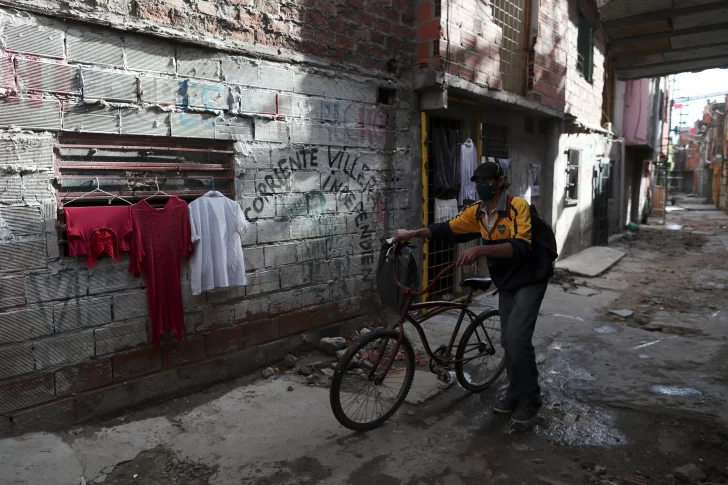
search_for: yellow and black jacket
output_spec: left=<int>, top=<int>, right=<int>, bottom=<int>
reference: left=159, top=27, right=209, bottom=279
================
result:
left=427, top=192, right=553, bottom=291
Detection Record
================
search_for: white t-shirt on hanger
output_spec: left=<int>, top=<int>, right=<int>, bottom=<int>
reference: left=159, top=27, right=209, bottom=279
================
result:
left=188, top=191, right=248, bottom=296
left=459, top=138, right=478, bottom=204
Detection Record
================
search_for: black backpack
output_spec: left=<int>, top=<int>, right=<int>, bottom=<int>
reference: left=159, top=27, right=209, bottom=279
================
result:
left=507, top=195, right=558, bottom=261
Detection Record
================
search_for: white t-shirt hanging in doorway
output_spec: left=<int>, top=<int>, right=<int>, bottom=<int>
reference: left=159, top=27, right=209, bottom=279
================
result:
left=459, top=138, right=478, bottom=205
left=188, top=191, right=249, bottom=296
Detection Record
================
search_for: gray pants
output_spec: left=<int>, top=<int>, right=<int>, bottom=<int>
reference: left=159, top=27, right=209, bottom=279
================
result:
left=498, top=283, right=548, bottom=402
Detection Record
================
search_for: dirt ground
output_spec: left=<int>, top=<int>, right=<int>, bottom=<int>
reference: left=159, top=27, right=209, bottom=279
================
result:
left=2, top=204, right=728, bottom=485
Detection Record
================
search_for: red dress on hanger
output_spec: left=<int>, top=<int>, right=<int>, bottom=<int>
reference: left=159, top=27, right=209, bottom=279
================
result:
left=129, top=197, right=194, bottom=344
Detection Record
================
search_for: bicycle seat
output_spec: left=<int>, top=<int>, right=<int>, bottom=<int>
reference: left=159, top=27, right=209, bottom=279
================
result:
left=460, top=277, right=493, bottom=292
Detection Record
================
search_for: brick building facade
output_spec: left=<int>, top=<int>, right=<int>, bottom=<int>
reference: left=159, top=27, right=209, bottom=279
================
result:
left=0, top=0, right=639, bottom=436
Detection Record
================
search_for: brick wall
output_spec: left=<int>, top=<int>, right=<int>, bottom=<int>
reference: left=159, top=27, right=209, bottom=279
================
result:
left=416, top=0, right=503, bottom=89
left=0, top=7, right=419, bottom=437
left=1, top=0, right=416, bottom=74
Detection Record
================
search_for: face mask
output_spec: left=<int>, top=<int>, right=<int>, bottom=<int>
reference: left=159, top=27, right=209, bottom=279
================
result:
left=476, top=183, right=494, bottom=201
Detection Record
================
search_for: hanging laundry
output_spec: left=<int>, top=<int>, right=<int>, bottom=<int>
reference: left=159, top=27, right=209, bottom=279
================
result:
left=188, top=191, right=249, bottom=296
left=128, top=197, right=193, bottom=344
left=459, top=138, right=478, bottom=204
left=434, top=198, right=459, bottom=223
left=65, top=206, right=133, bottom=267
left=432, top=128, right=460, bottom=192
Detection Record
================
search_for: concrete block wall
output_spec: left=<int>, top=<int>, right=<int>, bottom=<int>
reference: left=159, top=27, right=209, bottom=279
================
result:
left=0, top=7, right=420, bottom=437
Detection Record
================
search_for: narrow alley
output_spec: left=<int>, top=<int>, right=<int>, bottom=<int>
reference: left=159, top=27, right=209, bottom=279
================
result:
left=2, top=204, right=727, bottom=485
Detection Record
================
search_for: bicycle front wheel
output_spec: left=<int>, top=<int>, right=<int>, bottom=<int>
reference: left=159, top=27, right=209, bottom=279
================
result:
left=455, top=309, right=505, bottom=393
left=329, top=329, right=415, bottom=431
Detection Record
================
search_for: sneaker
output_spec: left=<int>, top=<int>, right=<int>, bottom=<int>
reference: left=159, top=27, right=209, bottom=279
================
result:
left=511, top=399, right=542, bottom=424
left=493, top=396, right=518, bottom=414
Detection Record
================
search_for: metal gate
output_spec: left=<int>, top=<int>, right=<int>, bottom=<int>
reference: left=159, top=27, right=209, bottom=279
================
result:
left=593, top=159, right=611, bottom=246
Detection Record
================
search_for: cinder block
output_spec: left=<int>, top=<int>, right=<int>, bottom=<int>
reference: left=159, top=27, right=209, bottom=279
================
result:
left=82, top=69, right=138, bottom=102
left=200, top=305, right=235, bottom=331
left=129, top=370, right=180, bottom=406
left=276, top=194, right=308, bottom=218
left=112, top=346, right=162, bottom=380
left=293, top=73, right=327, bottom=96
left=10, top=398, right=75, bottom=435
left=255, top=120, right=288, bottom=143
left=177, top=48, right=220, bottom=80
left=0, top=373, right=55, bottom=414
left=3, top=22, right=64, bottom=58
left=216, top=115, right=253, bottom=141
left=125, top=39, right=176, bottom=74
left=162, top=335, right=206, bottom=367
left=291, top=172, right=320, bottom=193
left=0, top=416, right=11, bottom=438
left=246, top=270, right=280, bottom=295
left=256, top=171, right=288, bottom=195
left=34, top=331, right=94, bottom=369
left=63, top=104, right=120, bottom=134
left=0, top=239, right=46, bottom=273
left=55, top=359, right=113, bottom=395
left=22, top=172, right=55, bottom=202
left=239, top=90, right=277, bottom=114
left=0, top=135, right=54, bottom=173
left=206, top=287, right=246, bottom=305
left=290, top=215, right=346, bottom=239
left=301, top=284, right=330, bottom=307
left=95, top=317, right=148, bottom=342
left=290, top=122, right=322, bottom=145
left=96, top=331, right=148, bottom=356
left=120, top=109, right=170, bottom=136
left=269, top=289, right=302, bottom=314
left=184, top=80, right=228, bottom=110
left=243, top=246, right=265, bottom=272
left=0, top=206, right=45, bottom=236
left=235, top=144, right=271, bottom=169
left=26, top=270, right=88, bottom=303
left=311, top=259, right=337, bottom=282
left=277, top=95, right=306, bottom=117
left=242, top=196, right=275, bottom=219
left=0, top=343, right=34, bottom=380
left=264, top=244, right=297, bottom=267
left=89, top=263, right=141, bottom=294
left=139, top=76, right=182, bottom=104
left=0, top=307, right=52, bottom=345
left=258, top=220, right=292, bottom=243
left=221, top=347, right=259, bottom=378
left=53, top=297, right=111, bottom=332
left=331, top=277, right=360, bottom=300
left=0, top=97, right=62, bottom=131
left=0, top=276, right=26, bottom=310
left=242, top=222, right=257, bottom=246
left=307, top=192, right=337, bottom=215
left=113, top=291, right=148, bottom=321
left=74, top=381, right=132, bottom=421
left=67, top=28, right=124, bottom=66
left=234, top=297, right=270, bottom=324
left=244, top=318, right=279, bottom=346
left=170, top=111, right=216, bottom=139
left=17, top=59, right=79, bottom=94
left=278, top=309, right=311, bottom=337
left=260, top=65, right=294, bottom=92
left=280, top=263, right=312, bottom=289
left=221, top=57, right=259, bottom=86
left=296, top=238, right=328, bottom=262
left=205, top=326, right=246, bottom=357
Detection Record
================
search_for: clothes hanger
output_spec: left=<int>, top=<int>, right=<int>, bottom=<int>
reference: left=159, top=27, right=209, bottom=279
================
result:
left=210, top=177, right=215, bottom=191
left=61, top=177, right=133, bottom=207
left=143, top=177, right=171, bottom=201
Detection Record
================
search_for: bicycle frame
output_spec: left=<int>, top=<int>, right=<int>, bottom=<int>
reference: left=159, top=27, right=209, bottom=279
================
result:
left=372, top=244, right=498, bottom=379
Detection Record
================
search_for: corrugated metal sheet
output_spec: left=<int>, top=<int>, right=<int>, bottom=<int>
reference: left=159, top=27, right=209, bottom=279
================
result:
left=170, top=111, right=216, bottom=139
left=0, top=343, right=34, bottom=380
left=120, top=109, right=170, bottom=136
left=0, top=136, right=53, bottom=172
left=0, top=239, right=47, bottom=273
left=0, top=308, right=53, bottom=345
left=63, top=105, right=120, bottom=134
left=139, top=76, right=181, bottom=104
left=0, top=206, right=45, bottom=235
left=66, top=28, right=124, bottom=67
left=17, top=58, right=79, bottom=94
left=82, top=69, right=138, bottom=102
left=125, top=40, right=176, bottom=74
left=2, top=22, right=65, bottom=58
left=177, top=48, right=220, bottom=80
left=0, top=275, right=26, bottom=309
left=0, top=98, right=62, bottom=131
left=0, top=374, right=54, bottom=414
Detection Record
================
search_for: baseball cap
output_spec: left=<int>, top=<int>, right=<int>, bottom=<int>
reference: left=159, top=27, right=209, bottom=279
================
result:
left=470, top=159, right=504, bottom=181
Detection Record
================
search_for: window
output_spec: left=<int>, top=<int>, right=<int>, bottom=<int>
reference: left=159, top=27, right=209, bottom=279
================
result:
left=482, top=124, right=510, bottom=159
left=56, top=134, right=234, bottom=255
left=577, top=12, right=593, bottom=82
left=565, top=149, right=581, bottom=203
left=524, top=117, right=535, bottom=134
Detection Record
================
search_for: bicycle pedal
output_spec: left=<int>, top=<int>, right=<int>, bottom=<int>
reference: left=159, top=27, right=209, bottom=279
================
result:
left=436, top=371, right=451, bottom=384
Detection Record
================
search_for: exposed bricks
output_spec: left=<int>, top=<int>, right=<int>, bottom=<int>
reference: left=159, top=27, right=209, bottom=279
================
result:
left=55, top=359, right=113, bottom=396
left=245, top=318, right=280, bottom=346
left=205, top=326, right=246, bottom=357
left=112, top=346, right=163, bottom=381
left=162, top=335, right=207, bottom=367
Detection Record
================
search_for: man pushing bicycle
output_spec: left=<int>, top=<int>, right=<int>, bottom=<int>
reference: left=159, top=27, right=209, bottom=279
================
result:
left=393, top=159, right=555, bottom=424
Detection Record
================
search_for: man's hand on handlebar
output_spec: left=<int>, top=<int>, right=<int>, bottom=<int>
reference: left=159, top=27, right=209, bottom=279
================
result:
left=392, top=229, right=413, bottom=244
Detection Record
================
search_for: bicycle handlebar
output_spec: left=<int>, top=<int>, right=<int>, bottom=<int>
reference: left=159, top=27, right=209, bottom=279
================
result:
left=389, top=241, right=456, bottom=297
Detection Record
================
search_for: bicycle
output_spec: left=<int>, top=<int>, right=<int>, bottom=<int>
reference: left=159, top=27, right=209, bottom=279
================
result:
left=329, top=241, right=506, bottom=431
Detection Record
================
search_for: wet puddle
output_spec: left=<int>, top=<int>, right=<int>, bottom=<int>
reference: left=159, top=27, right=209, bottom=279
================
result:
left=594, top=325, right=618, bottom=334
left=650, top=385, right=701, bottom=397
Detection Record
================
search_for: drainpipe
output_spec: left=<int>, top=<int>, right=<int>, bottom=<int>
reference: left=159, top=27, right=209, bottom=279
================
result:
left=613, top=137, right=626, bottom=230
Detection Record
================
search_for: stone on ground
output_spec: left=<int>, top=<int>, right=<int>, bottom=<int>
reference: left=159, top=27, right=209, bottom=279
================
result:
left=283, top=354, right=297, bottom=368
left=556, top=246, right=626, bottom=277
left=262, top=367, right=275, bottom=378
left=319, top=337, right=347, bottom=355
left=609, top=309, right=634, bottom=318
left=673, top=463, right=706, bottom=483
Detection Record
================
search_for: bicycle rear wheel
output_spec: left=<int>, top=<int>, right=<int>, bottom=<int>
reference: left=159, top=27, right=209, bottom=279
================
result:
left=330, top=329, right=415, bottom=431
left=455, top=309, right=505, bottom=393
